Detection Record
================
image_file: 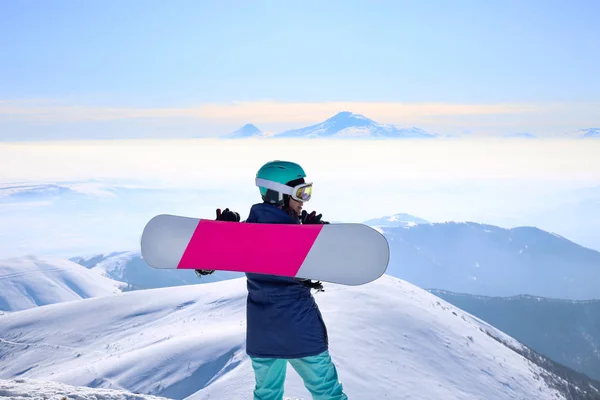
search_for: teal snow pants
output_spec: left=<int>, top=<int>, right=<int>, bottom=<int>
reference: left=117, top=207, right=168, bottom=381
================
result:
left=250, top=350, right=348, bottom=400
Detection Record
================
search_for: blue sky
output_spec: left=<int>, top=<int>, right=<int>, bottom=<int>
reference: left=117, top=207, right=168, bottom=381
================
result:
left=1, top=0, right=599, bottom=139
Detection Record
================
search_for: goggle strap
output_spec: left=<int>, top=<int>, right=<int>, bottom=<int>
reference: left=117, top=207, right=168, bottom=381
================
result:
left=255, top=178, right=294, bottom=196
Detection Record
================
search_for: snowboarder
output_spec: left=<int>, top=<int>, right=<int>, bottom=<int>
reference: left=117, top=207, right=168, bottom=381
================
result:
left=197, top=160, right=348, bottom=400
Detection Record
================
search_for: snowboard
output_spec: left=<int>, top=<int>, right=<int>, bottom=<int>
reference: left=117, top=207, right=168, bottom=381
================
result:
left=140, top=214, right=390, bottom=285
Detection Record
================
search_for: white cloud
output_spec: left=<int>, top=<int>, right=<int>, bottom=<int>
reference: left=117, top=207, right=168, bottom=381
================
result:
left=1, top=137, right=599, bottom=257
left=1, top=137, right=599, bottom=188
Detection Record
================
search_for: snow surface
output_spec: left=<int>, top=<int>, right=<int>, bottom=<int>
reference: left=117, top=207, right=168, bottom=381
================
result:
left=0, top=256, right=125, bottom=312
left=0, top=275, right=568, bottom=399
left=0, top=377, right=169, bottom=400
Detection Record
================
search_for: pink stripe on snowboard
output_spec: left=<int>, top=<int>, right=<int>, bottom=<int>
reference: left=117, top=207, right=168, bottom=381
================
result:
left=177, top=220, right=323, bottom=276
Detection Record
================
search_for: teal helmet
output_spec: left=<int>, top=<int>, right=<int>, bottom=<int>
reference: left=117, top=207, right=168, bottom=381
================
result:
left=256, top=160, right=309, bottom=205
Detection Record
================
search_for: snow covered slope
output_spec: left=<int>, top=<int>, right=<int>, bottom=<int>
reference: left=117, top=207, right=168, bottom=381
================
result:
left=1, top=276, right=597, bottom=399
left=0, top=377, right=170, bottom=400
left=71, top=251, right=242, bottom=290
left=273, top=111, right=435, bottom=138
left=0, top=256, right=124, bottom=312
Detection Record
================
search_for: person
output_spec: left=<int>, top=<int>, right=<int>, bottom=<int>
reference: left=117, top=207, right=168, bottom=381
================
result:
left=196, top=160, right=348, bottom=400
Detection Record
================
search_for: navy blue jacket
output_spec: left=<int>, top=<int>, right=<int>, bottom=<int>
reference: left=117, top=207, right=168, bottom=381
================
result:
left=244, top=202, right=329, bottom=358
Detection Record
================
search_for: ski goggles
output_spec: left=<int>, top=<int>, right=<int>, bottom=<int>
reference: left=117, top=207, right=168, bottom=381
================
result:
left=256, top=178, right=313, bottom=202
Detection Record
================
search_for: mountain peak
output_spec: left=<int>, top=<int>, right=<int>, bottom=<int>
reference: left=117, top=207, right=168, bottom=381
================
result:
left=222, top=123, right=263, bottom=138
left=328, top=111, right=372, bottom=121
left=275, top=111, right=435, bottom=139
left=363, top=213, right=430, bottom=228
left=321, top=111, right=376, bottom=129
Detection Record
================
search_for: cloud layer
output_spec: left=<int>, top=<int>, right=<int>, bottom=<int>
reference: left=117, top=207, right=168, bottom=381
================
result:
left=1, top=99, right=598, bottom=138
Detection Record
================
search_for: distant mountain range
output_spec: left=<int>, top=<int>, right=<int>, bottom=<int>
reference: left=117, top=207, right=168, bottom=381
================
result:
left=527, top=195, right=600, bottom=252
left=365, top=219, right=600, bottom=300
left=221, top=112, right=599, bottom=139
left=430, top=289, right=600, bottom=381
left=501, top=128, right=600, bottom=139
left=222, top=111, right=436, bottom=139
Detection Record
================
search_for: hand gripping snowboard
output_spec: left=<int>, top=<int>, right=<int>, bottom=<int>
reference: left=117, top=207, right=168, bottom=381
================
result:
left=140, top=214, right=390, bottom=285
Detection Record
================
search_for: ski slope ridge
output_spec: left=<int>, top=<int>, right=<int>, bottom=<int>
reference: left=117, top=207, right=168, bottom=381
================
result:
left=0, top=276, right=596, bottom=399
left=0, top=255, right=125, bottom=312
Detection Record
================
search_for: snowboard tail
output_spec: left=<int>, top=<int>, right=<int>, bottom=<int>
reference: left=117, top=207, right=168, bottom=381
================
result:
left=140, top=214, right=389, bottom=285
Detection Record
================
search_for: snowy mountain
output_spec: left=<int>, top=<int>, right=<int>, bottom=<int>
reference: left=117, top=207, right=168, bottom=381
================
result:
left=429, top=289, right=600, bottom=382
left=0, top=256, right=125, bottom=312
left=273, top=111, right=436, bottom=139
left=221, top=123, right=264, bottom=138
left=363, top=213, right=430, bottom=228
left=1, top=275, right=598, bottom=399
left=70, top=251, right=243, bottom=290
left=380, top=221, right=600, bottom=300
left=564, top=128, right=600, bottom=138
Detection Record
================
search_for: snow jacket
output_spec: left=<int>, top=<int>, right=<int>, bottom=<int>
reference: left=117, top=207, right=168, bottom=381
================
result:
left=244, top=202, right=329, bottom=358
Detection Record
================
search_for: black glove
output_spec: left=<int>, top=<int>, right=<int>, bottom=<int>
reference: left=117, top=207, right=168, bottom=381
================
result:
left=300, top=210, right=329, bottom=224
left=195, top=269, right=215, bottom=277
left=216, top=208, right=240, bottom=222
left=299, top=278, right=324, bottom=292
left=195, top=208, right=240, bottom=277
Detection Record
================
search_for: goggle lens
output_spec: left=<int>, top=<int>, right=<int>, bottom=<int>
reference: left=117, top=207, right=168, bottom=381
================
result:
left=295, top=184, right=312, bottom=201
